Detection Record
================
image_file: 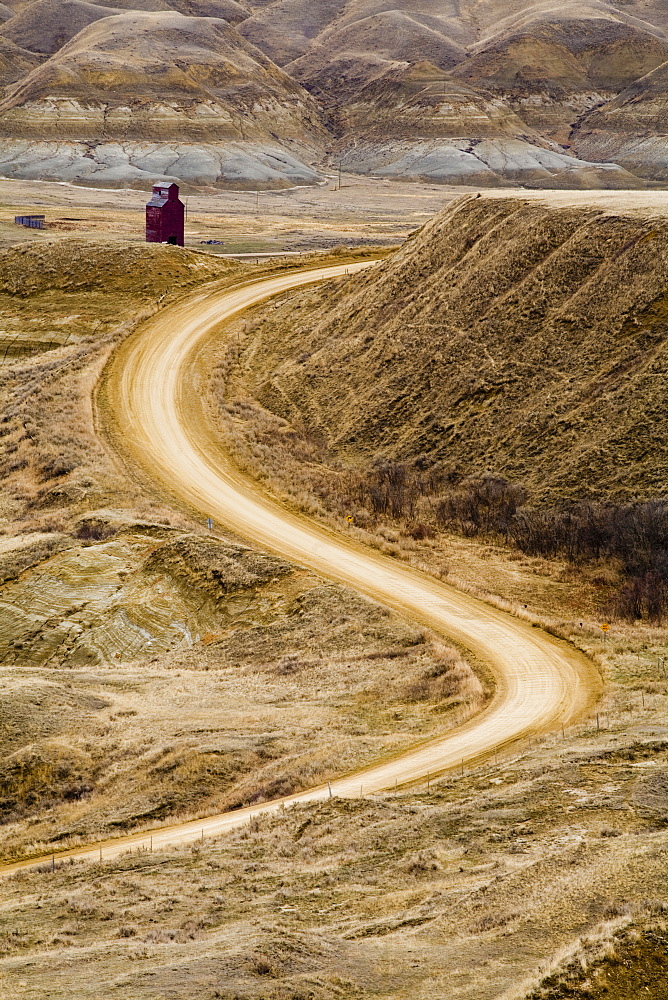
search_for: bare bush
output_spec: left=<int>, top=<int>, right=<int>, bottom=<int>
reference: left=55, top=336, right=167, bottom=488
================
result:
left=351, top=467, right=668, bottom=623
left=469, top=911, right=520, bottom=933
left=435, top=476, right=527, bottom=537
left=508, top=501, right=668, bottom=622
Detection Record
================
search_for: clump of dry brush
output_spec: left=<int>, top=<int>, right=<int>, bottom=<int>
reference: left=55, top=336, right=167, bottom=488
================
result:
left=214, top=382, right=668, bottom=624
left=346, top=463, right=668, bottom=623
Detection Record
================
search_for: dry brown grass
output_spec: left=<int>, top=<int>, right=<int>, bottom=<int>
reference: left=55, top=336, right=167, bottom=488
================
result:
left=0, top=524, right=488, bottom=860
left=202, top=196, right=668, bottom=744
left=522, top=917, right=668, bottom=1000
left=1, top=729, right=667, bottom=999
left=209, top=195, right=668, bottom=503
left=0, top=173, right=443, bottom=258
left=1, top=203, right=667, bottom=999
left=0, top=236, right=487, bottom=867
left=0, top=237, right=240, bottom=535
left=207, top=317, right=668, bottom=639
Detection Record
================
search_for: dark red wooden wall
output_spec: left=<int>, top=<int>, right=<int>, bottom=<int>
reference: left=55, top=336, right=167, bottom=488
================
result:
left=146, top=183, right=184, bottom=246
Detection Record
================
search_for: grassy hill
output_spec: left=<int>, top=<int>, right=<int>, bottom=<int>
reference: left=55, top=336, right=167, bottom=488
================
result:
left=211, top=194, right=668, bottom=620
left=230, top=194, right=668, bottom=504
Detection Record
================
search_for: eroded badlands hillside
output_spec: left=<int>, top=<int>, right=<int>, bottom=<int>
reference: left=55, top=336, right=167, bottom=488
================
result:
left=0, top=6, right=327, bottom=187
left=223, top=194, right=668, bottom=502
left=1, top=0, right=668, bottom=186
left=574, top=59, right=668, bottom=182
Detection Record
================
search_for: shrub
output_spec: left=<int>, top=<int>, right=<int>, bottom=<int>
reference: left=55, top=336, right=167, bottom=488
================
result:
left=507, top=501, right=668, bottom=622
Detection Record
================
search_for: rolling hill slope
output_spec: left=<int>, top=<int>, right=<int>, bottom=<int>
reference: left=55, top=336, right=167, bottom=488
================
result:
left=237, top=0, right=668, bottom=186
left=0, top=0, right=668, bottom=187
left=0, top=8, right=327, bottom=185
left=0, top=33, right=41, bottom=87
left=324, top=61, right=640, bottom=187
left=573, top=60, right=668, bottom=182
left=227, top=194, right=668, bottom=502
left=0, top=0, right=123, bottom=55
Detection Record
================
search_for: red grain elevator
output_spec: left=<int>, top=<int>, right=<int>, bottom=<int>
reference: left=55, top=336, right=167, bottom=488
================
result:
left=146, top=182, right=184, bottom=246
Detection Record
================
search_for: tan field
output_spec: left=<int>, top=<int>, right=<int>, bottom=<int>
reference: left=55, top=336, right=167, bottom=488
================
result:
left=0, top=182, right=666, bottom=999
left=0, top=173, right=456, bottom=254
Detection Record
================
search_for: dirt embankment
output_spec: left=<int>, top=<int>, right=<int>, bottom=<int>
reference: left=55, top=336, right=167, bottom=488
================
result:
left=224, top=195, right=668, bottom=504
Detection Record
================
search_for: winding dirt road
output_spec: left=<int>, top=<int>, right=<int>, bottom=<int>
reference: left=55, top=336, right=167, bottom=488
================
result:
left=2, top=262, right=601, bottom=875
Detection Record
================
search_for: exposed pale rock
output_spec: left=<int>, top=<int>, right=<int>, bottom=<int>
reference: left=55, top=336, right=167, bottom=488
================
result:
left=341, top=141, right=502, bottom=185
left=337, top=137, right=640, bottom=188
left=327, top=61, right=641, bottom=188
left=0, top=137, right=323, bottom=186
left=238, top=0, right=668, bottom=184
left=573, top=59, right=668, bottom=181
left=0, top=0, right=665, bottom=188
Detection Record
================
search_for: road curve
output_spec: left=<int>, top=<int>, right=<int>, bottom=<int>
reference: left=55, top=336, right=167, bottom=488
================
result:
left=2, top=262, right=601, bottom=876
